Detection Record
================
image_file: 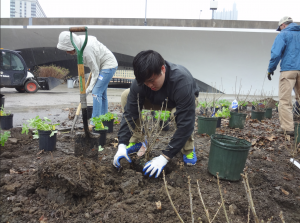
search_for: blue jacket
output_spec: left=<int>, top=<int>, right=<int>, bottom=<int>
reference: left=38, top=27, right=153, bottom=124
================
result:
left=268, top=23, right=300, bottom=73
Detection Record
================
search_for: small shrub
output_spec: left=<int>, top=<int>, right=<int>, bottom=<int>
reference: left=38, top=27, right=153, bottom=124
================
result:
left=0, top=105, right=11, bottom=116
left=0, top=130, right=10, bottom=146
left=33, top=65, right=70, bottom=79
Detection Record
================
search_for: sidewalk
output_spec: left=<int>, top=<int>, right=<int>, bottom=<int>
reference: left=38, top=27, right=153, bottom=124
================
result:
left=1, top=84, right=125, bottom=128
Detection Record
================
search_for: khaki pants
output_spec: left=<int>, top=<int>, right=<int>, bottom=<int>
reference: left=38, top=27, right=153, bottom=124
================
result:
left=121, top=88, right=198, bottom=155
left=278, top=70, right=300, bottom=131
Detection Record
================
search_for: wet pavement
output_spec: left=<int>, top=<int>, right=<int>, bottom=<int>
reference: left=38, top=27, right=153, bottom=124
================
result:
left=1, top=83, right=125, bottom=129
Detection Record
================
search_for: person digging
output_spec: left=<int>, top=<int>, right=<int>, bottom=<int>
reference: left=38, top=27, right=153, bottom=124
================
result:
left=113, top=50, right=200, bottom=178
left=57, top=31, right=118, bottom=131
left=267, top=16, right=300, bottom=136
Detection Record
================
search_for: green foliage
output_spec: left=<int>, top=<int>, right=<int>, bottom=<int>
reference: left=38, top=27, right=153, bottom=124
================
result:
left=0, top=130, right=10, bottom=146
left=238, top=101, right=248, bottom=106
left=90, top=115, right=108, bottom=131
left=216, top=107, right=231, bottom=118
left=275, top=102, right=279, bottom=107
left=22, top=116, right=59, bottom=139
left=0, top=105, right=11, bottom=116
left=154, top=111, right=171, bottom=121
left=218, top=99, right=231, bottom=107
left=103, top=112, right=118, bottom=121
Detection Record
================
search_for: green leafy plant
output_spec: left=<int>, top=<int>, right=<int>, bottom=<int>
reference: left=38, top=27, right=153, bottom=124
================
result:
left=0, top=130, right=10, bottom=146
left=90, top=115, right=108, bottom=131
left=0, top=105, right=11, bottom=116
left=218, top=99, right=231, bottom=108
left=216, top=107, right=231, bottom=118
left=141, top=110, right=152, bottom=120
left=275, top=102, right=279, bottom=107
left=22, top=116, right=59, bottom=139
left=103, top=112, right=118, bottom=122
left=238, top=101, right=248, bottom=107
left=154, top=111, right=171, bottom=122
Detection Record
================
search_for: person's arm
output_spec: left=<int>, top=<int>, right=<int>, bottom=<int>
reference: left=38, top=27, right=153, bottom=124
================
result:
left=84, top=45, right=100, bottom=94
left=118, top=81, right=145, bottom=145
left=162, top=84, right=196, bottom=159
left=268, top=34, right=286, bottom=73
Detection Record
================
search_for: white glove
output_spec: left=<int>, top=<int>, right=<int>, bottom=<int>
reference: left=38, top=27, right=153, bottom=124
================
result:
left=113, top=144, right=131, bottom=168
left=85, top=89, right=90, bottom=97
left=143, top=155, right=168, bottom=178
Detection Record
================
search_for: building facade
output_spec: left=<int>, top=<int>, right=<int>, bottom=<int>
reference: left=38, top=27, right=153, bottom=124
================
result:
left=10, top=0, right=46, bottom=18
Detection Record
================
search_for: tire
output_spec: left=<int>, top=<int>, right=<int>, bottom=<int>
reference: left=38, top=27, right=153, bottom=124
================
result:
left=25, top=80, right=38, bottom=93
left=15, top=87, right=26, bottom=93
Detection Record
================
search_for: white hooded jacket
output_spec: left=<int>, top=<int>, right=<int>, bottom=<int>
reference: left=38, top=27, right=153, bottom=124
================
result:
left=57, top=31, right=118, bottom=94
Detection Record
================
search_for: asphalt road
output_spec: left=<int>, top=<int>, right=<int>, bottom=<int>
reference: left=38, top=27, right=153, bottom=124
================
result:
left=1, top=83, right=125, bottom=129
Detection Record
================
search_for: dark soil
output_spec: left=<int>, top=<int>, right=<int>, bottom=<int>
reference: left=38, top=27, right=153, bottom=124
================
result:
left=1, top=107, right=300, bottom=223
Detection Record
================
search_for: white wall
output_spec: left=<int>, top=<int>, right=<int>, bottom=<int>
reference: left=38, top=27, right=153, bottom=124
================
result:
left=0, top=0, right=10, bottom=18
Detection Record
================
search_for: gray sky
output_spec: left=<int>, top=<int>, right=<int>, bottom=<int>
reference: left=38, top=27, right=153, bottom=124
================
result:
left=1, top=0, right=300, bottom=22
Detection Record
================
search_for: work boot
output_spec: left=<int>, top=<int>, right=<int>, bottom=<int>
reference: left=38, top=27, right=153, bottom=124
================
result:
left=126, top=142, right=142, bottom=154
left=183, top=148, right=197, bottom=165
left=276, top=128, right=294, bottom=136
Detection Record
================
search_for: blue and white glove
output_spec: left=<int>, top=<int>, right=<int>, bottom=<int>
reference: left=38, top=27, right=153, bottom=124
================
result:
left=143, top=155, right=168, bottom=178
left=113, top=144, right=131, bottom=168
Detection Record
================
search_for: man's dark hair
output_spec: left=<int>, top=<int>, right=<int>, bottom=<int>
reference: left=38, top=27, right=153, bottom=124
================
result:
left=132, top=50, right=165, bottom=85
left=284, top=21, right=292, bottom=25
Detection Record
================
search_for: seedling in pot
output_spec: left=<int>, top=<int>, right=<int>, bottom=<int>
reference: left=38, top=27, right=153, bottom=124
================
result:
left=103, top=112, right=118, bottom=123
left=90, top=116, right=108, bottom=131
left=154, top=110, right=171, bottom=122
left=0, top=130, right=10, bottom=146
left=216, top=107, right=231, bottom=118
left=22, top=116, right=59, bottom=139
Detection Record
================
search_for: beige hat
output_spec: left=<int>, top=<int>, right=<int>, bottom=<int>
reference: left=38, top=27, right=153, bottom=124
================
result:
left=276, top=16, right=293, bottom=31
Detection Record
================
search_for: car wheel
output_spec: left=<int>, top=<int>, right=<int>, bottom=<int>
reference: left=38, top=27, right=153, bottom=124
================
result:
left=25, top=80, right=39, bottom=93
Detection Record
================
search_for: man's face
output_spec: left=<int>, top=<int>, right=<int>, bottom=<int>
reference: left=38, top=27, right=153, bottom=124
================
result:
left=279, top=23, right=288, bottom=31
left=144, top=65, right=166, bottom=91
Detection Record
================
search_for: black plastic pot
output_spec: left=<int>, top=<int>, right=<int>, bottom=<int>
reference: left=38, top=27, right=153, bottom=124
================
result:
left=0, top=97, right=4, bottom=108
left=198, top=116, right=218, bottom=136
left=252, top=105, right=255, bottom=110
left=229, top=112, right=247, bottom=129
left=38, top=130, right=57, bottom=151
left=103, top=119, right=114, bottom=133
left=276, top=107, right=278, bottom=112
left=93, top=128, right=107, bottom=146
left=216, top=117, right=222, bottom=128
left=87, top=106, right=93, bottom=120
left=0, top=114, right=13, bottom=130
left=251, top=110, right=265, bottom=121
left=265, top=108, right=272, bottom=119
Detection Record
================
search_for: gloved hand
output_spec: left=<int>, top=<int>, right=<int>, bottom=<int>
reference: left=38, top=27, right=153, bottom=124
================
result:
left=267, top=71, right=274, bottom=81
left=143, top=155, right=168, bottom=178
left=86, top=89, right=90, bottom=97
left=113, top=144, right=131, bottom=168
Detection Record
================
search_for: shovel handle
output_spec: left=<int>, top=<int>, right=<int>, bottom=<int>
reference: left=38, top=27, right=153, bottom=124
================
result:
left=69, top=27, right=87, bottom=32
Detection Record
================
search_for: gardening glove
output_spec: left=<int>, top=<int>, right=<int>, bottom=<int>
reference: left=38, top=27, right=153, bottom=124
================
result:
left=85, top=89, right=90, bottom=97
left=143, top=155, right=168, bottom=178
left=267, top=71, right=274, bottom=81
left=113, top=144, right=131, bottom=168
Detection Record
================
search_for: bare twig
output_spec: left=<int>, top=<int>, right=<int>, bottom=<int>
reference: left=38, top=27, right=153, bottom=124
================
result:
left=211, top=202, right=222, bottom=223
left=196, top=180, right=211, bottom=223
left=266, top=216, right=273, bottom=223
left=188, top=176, right=194, bottom=223
left=216, top=173, right=230, bottom=223
left=247, top=205, right=250, bottom=223
left=241, top=173, right=259, bottom=223
left=279, top=211, right=285, bottom=223
left=163, top=170, right=184, bottom=223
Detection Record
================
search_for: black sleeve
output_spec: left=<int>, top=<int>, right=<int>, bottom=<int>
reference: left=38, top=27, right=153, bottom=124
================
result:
left=162, top=84, right=196, bottom=159
left=118, top=80, right=145, bottom=145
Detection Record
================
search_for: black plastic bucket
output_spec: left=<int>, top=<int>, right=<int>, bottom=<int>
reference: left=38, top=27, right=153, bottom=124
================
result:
left=208, top=134, right=251, bottom=181
left=198, top=116, right=218, bottom=136
left=295, top=122, right=300, bottom=144
left=93, top=128, right=107, bottom=146
left=87, top=106, right=93, bottom=120
left=38, top=130, right=57, bottom=151
left=229, top=112, right=247, bottom=129
left=103, top=119, right=114, bottom=133
left=216, top=117, right=222, bottom=128
left=0, top=114, right=13, bottom=130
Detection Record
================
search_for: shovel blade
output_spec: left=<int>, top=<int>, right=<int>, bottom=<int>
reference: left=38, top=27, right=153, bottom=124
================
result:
left=74, top=132, right=99, bottom=160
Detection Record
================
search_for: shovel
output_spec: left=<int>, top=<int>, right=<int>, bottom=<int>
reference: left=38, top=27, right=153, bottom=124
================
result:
left=69, top=27, right=99, bottom=159
left=70, top=72, right=92, bottom=134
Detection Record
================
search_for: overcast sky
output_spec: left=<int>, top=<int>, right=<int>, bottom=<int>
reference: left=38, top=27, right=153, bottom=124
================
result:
left=1, top=0, right=300, bottom=22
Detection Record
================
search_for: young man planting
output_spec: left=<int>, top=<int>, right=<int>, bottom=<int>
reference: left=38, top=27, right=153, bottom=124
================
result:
left=113, top=50, right=200, bottom=178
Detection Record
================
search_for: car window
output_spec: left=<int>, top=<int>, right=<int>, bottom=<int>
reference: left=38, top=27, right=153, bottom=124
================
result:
left=11, top=53, right=24, bottom=71
left=0, top=51, right=11, bottom=70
